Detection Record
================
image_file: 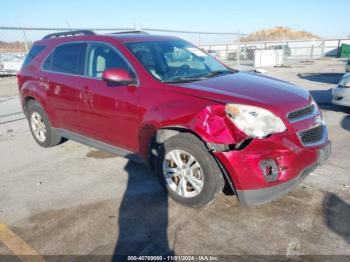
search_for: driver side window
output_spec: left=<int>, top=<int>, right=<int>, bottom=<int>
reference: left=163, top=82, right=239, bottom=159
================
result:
left=86, top=43, right=131, bottom=79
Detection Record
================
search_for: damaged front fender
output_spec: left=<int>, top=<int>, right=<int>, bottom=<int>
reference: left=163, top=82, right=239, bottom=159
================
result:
left=188, top=105, right=248, bottom=146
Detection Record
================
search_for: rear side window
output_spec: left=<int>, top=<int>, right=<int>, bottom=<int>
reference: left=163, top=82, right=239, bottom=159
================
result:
left=23, top=45, right=46, bottom=67
left=43, top=43, right=86, bottom=75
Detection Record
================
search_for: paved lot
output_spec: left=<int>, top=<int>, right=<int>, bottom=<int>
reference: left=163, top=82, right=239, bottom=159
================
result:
left=0, top=77, right=18, bottom=98
left=0, top=97, right=24, bottom=124
left=0, top=59, right=350, bottom=259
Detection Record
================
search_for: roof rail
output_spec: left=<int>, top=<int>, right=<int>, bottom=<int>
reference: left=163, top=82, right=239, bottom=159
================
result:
left=111, top=30, right=149, bottom=35
left=42, top=30, right=95, bottom=39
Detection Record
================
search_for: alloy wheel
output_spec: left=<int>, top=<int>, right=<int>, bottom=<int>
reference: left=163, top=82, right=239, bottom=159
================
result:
left=30, top=112, right=47, bottom=142
left=163, top=149, right=204, bottom=198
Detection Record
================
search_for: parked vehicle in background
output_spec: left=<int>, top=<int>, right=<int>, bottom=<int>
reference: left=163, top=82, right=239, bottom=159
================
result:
left=228, top=48, right=246, bottom=61
left=18, top=30, right=330, bottom=208
left=0, top=53, right=25, bottom=76
left=267, top=44, right=291, bottom=57
left=207, top=49, right=220, bottom=59
left=227, top=46, right=257, bottom=61
left=346, top=58, right=350, bottom=72
left=227, top=51, right=236, bottom=61
left=332, top=72, right=350, bottom=107
left=246, top=46, right=257, bottom=60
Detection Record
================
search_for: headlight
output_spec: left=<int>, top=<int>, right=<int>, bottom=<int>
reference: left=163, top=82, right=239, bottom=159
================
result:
left=225, top=104, right=286, bottom=138
left=338, top=74, right=350, bottom=88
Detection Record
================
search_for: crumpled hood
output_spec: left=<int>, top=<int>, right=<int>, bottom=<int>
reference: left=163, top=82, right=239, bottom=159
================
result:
left=176, top=72, right=311, bottom=116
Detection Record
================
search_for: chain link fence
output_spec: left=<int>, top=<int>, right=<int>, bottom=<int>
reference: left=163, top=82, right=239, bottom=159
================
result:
left=1, top=26, right=350, bottom=70
left=0, top=26, right=243, bottom=52
left=201, top=38, right=350, bottom=69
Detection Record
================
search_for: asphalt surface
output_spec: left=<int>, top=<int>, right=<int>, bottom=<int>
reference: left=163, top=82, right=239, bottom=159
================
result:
left=0, top=96, right=24, bottom=124
left=0, top=59, right=349, bottom=259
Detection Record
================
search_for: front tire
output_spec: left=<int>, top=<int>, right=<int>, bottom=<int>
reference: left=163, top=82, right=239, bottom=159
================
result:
left=156, top=133, right=224, bottom=208
left=27, top=100, right=62, bottom=147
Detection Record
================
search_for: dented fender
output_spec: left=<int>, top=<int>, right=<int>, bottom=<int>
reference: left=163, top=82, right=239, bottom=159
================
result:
left=139, top=98, right=249, bottom=160
left=187, top=105, right=248, bottom=145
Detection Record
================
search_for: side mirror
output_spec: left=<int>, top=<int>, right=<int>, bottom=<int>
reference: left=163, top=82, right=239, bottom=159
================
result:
left=102, top=68, right=134, bottom=85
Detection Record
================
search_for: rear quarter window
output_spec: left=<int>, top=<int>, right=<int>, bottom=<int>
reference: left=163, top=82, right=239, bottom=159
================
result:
left=42, top=52, right=53, bottom=70
left=22, top=45, right=46, bottom=67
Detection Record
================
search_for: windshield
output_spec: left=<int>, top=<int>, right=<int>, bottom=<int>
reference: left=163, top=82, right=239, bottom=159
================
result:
left=126, top=40, right=234, bottom=83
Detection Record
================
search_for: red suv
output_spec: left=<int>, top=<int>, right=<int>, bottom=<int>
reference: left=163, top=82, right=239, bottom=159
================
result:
left=18, top=30, right=330, bottom=207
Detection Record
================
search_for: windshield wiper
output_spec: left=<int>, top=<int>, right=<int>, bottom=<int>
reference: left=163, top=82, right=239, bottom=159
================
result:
left=162, top=69, right=237, bottom=83
left=200, top=69, right=237, bottom=79
left=162, top=76, right=208, bottom=83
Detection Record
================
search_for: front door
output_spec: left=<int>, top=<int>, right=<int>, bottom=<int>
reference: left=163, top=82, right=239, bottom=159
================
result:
left=76, top=42, right=140, bottom=152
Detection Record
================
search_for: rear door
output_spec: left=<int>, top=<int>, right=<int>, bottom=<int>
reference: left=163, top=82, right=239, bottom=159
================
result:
left=76, top=42, right=140, bottom=152
left=42, top=43, right=86, bottom=132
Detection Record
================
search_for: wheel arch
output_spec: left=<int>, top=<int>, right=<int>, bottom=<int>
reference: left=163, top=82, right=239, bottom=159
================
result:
left=155, top=126, right=203, bottom=145
left=22, top=96, right=36, bottom=116
left=20, top=81, right=59, bottom=127
left=148, top=126, right=201, bottom=168
left=149, top=125, right=238, bottom=196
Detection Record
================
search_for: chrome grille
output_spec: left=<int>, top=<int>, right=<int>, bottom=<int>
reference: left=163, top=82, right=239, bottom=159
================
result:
left=298, top=125, right=325, bottom=146
left=287, top=104, right=315, bottom=122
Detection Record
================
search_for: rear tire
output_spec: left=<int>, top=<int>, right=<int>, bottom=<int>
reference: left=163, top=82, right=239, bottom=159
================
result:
left=27, top=100, right=62, bottom=147
left=156, top=133, right=224, bottom=208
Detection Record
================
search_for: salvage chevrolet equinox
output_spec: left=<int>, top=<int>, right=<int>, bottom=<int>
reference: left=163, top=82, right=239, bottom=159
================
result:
left=18, top=30, right=331, bottom=207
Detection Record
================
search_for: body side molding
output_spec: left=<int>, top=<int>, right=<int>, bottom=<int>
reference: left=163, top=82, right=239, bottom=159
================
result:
left=55, top=128, right=147, bottom=165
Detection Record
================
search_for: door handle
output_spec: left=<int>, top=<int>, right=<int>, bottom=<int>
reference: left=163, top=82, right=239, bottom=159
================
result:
left=39, top=77, right=50, bottom=89
left=39, top=77, right=49, bottom=83
left=83, top=86, right=96, bottom=108
left=80, top=86, right=91, bottom=102
left=83, top=86, right=89, bottom=91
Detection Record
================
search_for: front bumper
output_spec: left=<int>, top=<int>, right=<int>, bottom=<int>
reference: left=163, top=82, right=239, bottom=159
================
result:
left=332, top=87, right=350, bottom=107
left=214, top=130, right=330, bottom=206
left=236, top=163, right=317, bottom=206
left=237, top=164, right=318, bottom=206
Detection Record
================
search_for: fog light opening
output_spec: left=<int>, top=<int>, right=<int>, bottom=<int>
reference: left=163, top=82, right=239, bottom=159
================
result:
left=259, top=159, right=279, bottom=182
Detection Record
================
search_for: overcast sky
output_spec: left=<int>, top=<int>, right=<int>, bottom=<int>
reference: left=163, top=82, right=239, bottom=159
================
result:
left=1, top=0, right=348, bottom=43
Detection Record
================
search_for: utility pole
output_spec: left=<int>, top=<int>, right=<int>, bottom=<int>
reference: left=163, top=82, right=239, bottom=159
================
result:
left=237, top=31, right=240, bottom=67
left=22, top=29, right=29, bottom=53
